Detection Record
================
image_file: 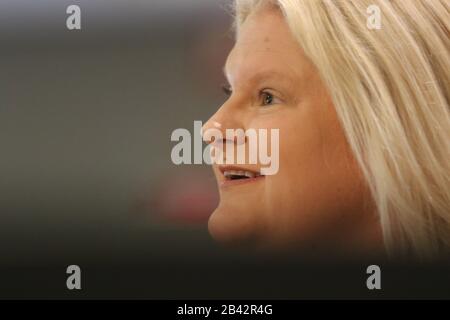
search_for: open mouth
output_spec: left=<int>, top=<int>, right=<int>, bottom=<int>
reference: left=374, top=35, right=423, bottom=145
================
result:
left=218, top=166, right=265, bottom=187
left=223, top=170, right=262, bottom=180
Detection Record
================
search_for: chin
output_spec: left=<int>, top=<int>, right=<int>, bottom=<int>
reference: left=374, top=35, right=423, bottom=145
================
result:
left=207, top=204, right=260, bottom=246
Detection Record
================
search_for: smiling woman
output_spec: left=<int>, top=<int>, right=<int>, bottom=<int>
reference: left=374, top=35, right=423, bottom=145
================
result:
left=202, top=0, right=450, bottom=260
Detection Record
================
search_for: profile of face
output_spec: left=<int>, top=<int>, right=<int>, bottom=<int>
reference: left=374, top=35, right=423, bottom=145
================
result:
left=203, top=6, right=384, bottom=256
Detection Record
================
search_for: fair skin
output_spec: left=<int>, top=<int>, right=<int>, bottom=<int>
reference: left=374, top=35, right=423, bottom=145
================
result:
left=202, top=6, right=384, bottom=257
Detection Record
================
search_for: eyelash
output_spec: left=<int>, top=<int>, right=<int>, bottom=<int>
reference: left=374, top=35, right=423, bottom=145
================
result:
left=221, top=84, right=278, bottom=107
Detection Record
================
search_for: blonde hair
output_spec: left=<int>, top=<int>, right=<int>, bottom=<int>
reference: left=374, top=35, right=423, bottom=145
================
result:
left=234, top=0, right=450, bottom=259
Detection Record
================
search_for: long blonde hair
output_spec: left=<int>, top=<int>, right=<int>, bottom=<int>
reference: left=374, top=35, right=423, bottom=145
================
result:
left=234, top=0, right=450, bottom=259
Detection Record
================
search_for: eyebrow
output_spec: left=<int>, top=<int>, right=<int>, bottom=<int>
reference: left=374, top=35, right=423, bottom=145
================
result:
left=223, top=66, right=292, bottom=87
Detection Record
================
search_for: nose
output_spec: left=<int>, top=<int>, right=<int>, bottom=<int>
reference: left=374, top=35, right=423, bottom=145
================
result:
left=202, top=101, right=245, bottom=145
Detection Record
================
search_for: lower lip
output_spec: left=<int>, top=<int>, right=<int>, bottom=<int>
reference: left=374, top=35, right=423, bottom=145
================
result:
left=219, top=175, right=265, bottom=188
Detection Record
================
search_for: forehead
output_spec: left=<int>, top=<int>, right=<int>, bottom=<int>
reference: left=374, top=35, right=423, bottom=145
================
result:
left=224, top=6, right=308, bottom=84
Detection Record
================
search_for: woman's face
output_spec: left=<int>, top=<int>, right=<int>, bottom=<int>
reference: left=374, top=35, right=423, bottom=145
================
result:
left=203, top=6, right=383, bottom=254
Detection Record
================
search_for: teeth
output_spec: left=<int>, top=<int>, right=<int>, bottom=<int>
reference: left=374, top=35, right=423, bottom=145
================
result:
left=223, top=170, right=259, bottom=179
left=244, top=171, right=256, bottom=178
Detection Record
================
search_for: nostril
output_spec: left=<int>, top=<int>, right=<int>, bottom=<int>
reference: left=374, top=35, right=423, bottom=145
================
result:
left=203, top=128, right=227, bottom=146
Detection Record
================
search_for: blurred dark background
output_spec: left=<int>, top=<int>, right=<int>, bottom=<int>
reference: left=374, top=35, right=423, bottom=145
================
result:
left=0, top=0, right=230, bottom=251
left=0, top=0, right=231, bottom=297
left=0, top=0, right=449, bottom=299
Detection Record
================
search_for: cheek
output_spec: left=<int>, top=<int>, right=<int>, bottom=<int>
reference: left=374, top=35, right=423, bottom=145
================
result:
left=264, top=113, right=326, bottom=211
left=262, top=105, right=365, bottom=241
